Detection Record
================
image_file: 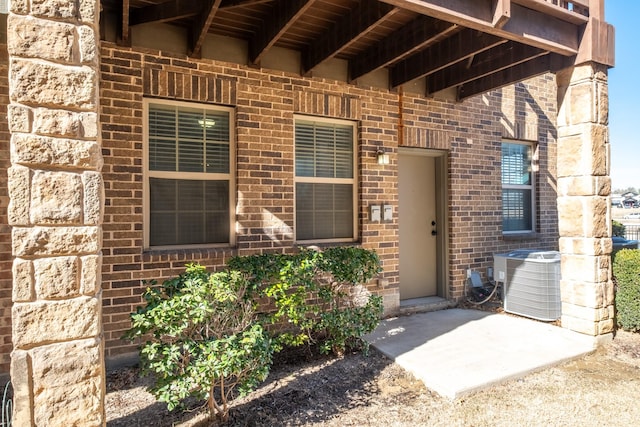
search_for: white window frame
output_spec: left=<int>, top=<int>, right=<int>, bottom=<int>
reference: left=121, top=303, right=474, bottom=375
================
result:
left=501, top=139, right=536, bottom=234
left=294, top=115, right=358, bottom=243
left=143, top=98, right=236, bottom=250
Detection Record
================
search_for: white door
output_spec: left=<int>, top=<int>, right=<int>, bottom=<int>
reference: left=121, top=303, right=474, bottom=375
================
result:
left=398, top=152, right=437, bottom=299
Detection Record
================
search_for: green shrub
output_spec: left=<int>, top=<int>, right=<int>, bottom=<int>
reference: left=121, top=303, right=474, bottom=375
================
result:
left=317, top=295, right=383, bottom=355
left=315, top=247, right=383, bottom=354
left=125, top=247, right=383, bottom=420
left=613, top=249, right=640, bottom=331
left=228, top=247, right=383, bottom=354
left=124, top=264, right=273, bottom=423
left=613, top=220, right=626, bottom=238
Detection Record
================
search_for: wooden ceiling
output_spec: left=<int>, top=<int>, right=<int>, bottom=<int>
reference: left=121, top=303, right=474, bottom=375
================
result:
left=100, top=0, right=614, bottom=100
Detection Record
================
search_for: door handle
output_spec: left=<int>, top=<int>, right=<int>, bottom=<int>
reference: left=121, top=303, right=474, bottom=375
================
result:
left=431, top=220, right=437, bottom=235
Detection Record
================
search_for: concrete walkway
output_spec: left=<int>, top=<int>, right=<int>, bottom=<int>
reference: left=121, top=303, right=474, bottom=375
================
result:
left=365, top=308, right=596, bottom=399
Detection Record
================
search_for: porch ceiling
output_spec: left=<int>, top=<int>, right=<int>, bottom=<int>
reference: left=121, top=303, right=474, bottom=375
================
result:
left=100, top=0, right=613, bottom=100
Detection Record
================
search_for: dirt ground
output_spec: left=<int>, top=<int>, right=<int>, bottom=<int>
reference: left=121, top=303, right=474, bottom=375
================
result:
left=106, top=324, right=640, bottom=427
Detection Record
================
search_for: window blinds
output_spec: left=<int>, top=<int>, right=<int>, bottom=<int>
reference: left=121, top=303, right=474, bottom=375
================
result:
left=295, top=119, right=355, bottom=241
left=149, top=104, right=230, bottom=174
left=147, top=102, right=231, bottom=246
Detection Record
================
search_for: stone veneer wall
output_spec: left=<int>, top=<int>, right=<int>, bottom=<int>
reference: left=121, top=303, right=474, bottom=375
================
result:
left=7, top=0, right=105, bottom=425
left=557, top=63, right=614, bottom=337
left=0, top=43, right=11, bottom=377
left=98, top=42, right=559, bottom=362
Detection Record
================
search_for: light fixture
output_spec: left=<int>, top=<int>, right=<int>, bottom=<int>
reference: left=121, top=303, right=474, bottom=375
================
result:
left=198, top=118, right=216, bottom=128
left=376, top=148, right=390, bottom=165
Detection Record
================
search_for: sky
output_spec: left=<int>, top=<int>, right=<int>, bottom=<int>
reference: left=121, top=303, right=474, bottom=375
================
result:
left=605, top=2, right=639, bottom=191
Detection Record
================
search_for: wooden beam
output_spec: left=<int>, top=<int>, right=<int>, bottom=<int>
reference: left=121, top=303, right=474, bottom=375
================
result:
left=382, top=0, right=493, bottom=26
left=302, top=0, right=398, bottom=74
left=493, top=0, right=510, bottom=28
left=380, top=0, right=580, bottom=55
left=249, top=0, right=315, bottom=65
left=427, top=41, right=546, bottom=94
left=350, top=16, right=458, bottom=81
left=130, top=0, right=202, bottom=25
left=501, top=4, right=580, bottom=53
left=220, top=0, right=275, bottom=10
left=391, top=28, right=507, bottom=87
left=587, top=0, right=603, bottom=20
left=189, top=0, right=223, bottom=57
left=457, top=53, right=573, bottom=99
left=515, top=0, right=589, bottom=24
left=118, top=0, right=130, bottom=45
left=575, top=17, right=614, bottom=67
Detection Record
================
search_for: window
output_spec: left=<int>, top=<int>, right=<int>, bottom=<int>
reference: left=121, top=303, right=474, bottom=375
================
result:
left=501, top=141, right=535, bottom=233
left=144, top=99, right=234, bottom=248
left=295, top=117, right=357, bottom=242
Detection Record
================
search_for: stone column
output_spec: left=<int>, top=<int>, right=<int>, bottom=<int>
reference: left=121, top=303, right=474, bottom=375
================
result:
left=556, top=63, right=614, bottom=340
left=7, top=0, right=105, bottom=425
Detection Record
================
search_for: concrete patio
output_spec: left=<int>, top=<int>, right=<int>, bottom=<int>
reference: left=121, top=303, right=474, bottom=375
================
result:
left=365, top=308, right=597, bottom=399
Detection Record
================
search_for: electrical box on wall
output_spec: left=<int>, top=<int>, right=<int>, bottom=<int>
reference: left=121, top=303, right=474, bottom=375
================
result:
left=370, top=205, right=381, bottom=222
left=383, top=205, right=392, bottom=221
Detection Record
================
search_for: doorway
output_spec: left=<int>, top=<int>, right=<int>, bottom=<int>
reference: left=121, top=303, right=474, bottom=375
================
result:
left=398, top=148, right=447, bottom=300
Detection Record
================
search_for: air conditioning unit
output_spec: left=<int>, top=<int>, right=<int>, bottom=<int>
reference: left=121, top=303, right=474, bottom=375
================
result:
left=493, top=250, right=561, bottom=321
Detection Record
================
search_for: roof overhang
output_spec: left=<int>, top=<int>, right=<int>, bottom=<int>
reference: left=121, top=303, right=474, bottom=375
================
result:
left=100, top=0, right=614, bottom=100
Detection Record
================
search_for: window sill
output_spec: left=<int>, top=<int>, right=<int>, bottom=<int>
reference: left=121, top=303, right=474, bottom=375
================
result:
left=294, top=241, right=361, bottom=250
left=502, top=232, right=539, bottom=241
left=142, top=245, right=236, bottom=261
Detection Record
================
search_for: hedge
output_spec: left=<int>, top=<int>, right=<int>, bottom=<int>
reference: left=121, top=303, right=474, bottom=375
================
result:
left=613, top=248, right=640, bottom=331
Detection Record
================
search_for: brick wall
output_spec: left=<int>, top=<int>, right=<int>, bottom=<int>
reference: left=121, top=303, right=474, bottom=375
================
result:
left=0, top=39, right=560, bottom=372
left=391, top=78, right=558, bottom=299
left=97, top=42, right=558, bottom=363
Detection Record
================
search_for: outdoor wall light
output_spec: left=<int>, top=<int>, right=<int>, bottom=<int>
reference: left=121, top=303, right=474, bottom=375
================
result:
left=376, top=148, right=390, bottom=165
